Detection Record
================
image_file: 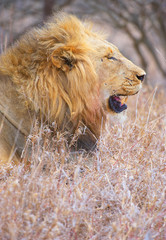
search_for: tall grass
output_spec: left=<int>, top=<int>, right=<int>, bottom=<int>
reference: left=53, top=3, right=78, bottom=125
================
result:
left=0, top=87, right=165, bottom=240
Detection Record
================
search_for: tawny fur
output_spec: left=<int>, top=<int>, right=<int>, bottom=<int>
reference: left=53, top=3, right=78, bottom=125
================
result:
left=0, top=13, right=145, bottom=166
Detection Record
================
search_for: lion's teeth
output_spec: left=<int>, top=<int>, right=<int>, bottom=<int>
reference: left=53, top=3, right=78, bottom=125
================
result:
left=121, top=96, right=128, bottom=105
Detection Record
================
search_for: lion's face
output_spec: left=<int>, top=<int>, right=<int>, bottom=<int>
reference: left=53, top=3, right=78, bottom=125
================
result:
left=50, top=35, right=145, bottom=117
left=92, top=40, right=146, bottom=113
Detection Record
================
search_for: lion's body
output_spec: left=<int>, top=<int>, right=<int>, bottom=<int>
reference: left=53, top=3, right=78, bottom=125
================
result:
left=0, top=75, right=33, bottom=165
left=0, top=13, right=145, bottom=167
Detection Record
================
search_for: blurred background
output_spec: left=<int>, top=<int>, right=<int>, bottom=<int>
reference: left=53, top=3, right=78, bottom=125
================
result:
left=0, top=0, right=166, bottom=88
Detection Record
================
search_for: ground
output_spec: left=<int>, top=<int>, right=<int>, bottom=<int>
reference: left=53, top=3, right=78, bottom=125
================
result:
left=0, top=87, right=165, bottom=240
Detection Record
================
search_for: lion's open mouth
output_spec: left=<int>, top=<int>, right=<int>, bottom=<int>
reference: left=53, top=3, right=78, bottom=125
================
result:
left=108, top=96, right=128, bottom=113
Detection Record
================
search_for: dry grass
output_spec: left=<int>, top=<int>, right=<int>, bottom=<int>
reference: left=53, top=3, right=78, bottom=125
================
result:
left=0, top=87, right=165, bottom=240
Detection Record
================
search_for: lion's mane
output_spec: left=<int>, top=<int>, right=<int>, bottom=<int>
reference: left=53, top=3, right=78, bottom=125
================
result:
left=0, top=14, right=105, bottom=143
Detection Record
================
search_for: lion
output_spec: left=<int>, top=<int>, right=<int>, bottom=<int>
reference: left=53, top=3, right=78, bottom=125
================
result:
left=0, top=13, right=145, bottom=167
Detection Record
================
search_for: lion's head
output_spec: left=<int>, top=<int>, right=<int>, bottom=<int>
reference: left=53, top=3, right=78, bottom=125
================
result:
left=0, top=14, right=145, bottom=152
left=93, top=41, right=145, bottom=114
left=46, top=14, right=145, bottom=130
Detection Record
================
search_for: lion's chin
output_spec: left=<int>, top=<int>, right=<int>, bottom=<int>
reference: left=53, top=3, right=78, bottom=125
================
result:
left=108, top=95, right=128, bottom=113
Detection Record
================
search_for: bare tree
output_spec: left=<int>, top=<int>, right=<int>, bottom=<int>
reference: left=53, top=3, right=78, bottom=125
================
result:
left=43, top=0, right=75, bottom=20
left=43, top=0, right=55, bottom=20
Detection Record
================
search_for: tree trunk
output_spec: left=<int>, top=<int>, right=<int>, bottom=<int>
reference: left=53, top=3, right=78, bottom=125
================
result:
left=43, top=0, right=54, bottom=20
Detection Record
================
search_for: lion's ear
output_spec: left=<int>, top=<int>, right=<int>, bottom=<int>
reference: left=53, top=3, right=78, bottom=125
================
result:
left=51, top=47, right=76, bottom=71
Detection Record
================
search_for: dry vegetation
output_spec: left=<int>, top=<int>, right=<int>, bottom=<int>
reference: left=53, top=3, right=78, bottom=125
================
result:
left=0, top=2, right=166, bottom=239
left=0, top=87, right=165, bottom=240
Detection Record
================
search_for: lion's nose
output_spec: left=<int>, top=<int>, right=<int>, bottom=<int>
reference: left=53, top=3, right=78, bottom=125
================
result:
left=136, top=74, right=145, bottom=82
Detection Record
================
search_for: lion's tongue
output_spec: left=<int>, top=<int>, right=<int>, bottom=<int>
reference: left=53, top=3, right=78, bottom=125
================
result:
left=114, top=96, right=121, bottom=102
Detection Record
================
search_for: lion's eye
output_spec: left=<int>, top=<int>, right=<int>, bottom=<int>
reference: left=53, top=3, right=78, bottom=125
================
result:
left=108, top=56, right=118, bottom=61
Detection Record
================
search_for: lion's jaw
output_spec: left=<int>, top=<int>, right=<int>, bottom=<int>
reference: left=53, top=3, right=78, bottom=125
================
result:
left=92, top=41, right=146, bottom=114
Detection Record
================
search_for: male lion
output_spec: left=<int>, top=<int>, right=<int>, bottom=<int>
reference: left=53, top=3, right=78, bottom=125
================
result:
left=0, top=13, right=145, bottom=166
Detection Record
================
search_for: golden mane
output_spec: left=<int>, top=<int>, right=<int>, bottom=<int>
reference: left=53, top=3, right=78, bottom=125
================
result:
left=0, top=14, right=105, bottom=137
